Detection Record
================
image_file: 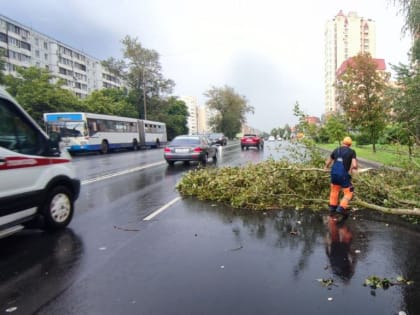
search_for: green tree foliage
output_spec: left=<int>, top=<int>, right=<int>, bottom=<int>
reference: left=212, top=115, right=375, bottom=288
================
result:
left=82, top=88, right=138, bottom=118
left=102, top=36, right=174, bottom=119
left=293, top=102, right=319, bottom=140
left=270, top=124, right=291, bottom=140
left=204, top=85, right=254, bottom=139
left=153, top=97, right=188, bottom=140
left=323, top=113, right=347, bottom=146
left=3, top=66, right=81, bottom=125
left=389, top=63, right=420, bottom=153
left=335, top=53, right=390, bottom=152
left=392, top=0, right=420, bottom=62
left=270, top=127, right=282, bottom=138
left=283, top=124, right=292, bottom=139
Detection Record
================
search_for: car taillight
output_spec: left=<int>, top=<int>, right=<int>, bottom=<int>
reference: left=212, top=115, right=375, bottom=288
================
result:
left=164, top=147, right=171, bottom=152
left=193, top=147, right=202, bottom=152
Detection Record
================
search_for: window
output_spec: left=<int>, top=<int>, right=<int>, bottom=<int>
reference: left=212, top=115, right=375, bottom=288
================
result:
left=44, top=41, right=48, bottom=49
left=0, top=99, right=45, bottom=155
left=44, top=53, right=48, bottom=60
left=0, top=32, right=7, bottom=43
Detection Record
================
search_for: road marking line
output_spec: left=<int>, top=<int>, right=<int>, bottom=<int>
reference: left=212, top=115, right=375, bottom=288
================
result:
left=81, top=161, right=165, bottom=185
left=143, top=197, right=181, bottom=221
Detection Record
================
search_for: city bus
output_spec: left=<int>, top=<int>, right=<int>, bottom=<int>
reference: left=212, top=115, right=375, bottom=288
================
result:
left=43, top=112, right=167, bottom=154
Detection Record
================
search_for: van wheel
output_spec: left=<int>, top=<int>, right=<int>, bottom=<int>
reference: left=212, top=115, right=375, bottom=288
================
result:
left=41, top=186, right=74, bottom=230
left=101, top=140, right=109, bottom=154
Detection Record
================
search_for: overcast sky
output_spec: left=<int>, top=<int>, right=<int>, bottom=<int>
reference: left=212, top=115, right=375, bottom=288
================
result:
left=2, top=0, right=411, bottom=132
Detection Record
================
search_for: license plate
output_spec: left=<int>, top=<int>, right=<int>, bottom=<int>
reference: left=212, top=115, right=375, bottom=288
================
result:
left=175, top=148, right=189, bottom=153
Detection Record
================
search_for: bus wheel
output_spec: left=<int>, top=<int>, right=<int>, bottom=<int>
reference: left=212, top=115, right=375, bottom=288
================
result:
left=133, top=140, right=139, bottom=151
left=101, top=140, right=109, bottom=154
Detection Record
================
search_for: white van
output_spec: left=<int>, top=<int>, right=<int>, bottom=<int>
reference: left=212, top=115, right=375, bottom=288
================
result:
left=0, top=87, right=80, bottom=238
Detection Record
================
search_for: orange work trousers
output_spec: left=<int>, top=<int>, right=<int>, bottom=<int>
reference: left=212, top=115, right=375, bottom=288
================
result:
left=329, top=184, right=353, bottom=210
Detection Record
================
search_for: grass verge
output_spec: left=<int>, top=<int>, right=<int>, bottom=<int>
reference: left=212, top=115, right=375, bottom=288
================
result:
left=317, top=143, right=419, bottom=167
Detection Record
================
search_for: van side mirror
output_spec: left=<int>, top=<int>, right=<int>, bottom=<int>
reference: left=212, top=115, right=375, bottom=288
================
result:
left=46, top=131, right=62, bottom=156
left=49, top=131, right=61, bottom=143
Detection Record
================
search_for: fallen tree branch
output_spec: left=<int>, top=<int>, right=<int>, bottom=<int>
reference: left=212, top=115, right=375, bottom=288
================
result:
left=177, top=159, right=419, bottom=216
left=353, top=200, right=420, bottom=216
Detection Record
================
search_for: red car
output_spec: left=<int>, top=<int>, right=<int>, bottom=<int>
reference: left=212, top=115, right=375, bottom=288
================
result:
left=240, top=134, right=264, bottom=150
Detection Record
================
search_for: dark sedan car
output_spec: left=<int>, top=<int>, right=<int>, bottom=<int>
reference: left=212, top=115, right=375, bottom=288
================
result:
left=208, top=133, right=227, bottom=146
left=164, top=135, right=218, bottom=166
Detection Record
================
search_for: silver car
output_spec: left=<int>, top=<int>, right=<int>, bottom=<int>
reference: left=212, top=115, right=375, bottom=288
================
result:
left=163, top=135, right=218, bottom=166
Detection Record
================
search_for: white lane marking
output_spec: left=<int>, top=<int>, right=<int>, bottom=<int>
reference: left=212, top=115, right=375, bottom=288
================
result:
left=143, top=197, right=181, bottom=221
left=81, top=161, right=165, bottom=185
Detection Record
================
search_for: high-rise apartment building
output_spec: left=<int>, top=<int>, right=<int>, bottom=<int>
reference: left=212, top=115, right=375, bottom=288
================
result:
left=179, top=96, right=198, bottom=135
left=324, top=10, right=376, bottom=113
left=0, top=14, right=122, bottom=98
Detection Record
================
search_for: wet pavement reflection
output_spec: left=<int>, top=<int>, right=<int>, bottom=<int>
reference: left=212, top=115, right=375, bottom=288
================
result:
left=0, top=229, right=84, bottom=314
left=178, top=201, right=420, bottom=315
left=37, top=198, right=420, bottom=315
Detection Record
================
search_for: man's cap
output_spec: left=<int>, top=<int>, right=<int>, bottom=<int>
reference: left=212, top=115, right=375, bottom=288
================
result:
left=342, top=136, right=352, bottom=146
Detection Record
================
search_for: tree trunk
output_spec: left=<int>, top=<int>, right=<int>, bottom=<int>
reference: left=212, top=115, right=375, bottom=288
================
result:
left=353, top=200, right=420, bottom=216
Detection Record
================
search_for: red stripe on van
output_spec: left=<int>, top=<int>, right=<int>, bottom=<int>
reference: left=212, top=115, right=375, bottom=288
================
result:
left=0, top=156, right=71, bottom=170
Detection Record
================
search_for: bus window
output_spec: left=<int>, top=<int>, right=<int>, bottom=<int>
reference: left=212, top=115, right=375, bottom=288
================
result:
left=88, top=121, right=97, bottom=135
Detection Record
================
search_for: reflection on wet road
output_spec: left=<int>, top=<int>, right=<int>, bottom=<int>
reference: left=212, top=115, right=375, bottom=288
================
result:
left=35, top=200, right=420, bottom=315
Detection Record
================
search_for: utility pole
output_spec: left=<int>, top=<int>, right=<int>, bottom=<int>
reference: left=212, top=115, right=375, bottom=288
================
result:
left=142, top=66, right=147, bottom=120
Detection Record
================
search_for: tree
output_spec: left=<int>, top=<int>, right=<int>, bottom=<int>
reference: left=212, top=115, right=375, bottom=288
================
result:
left=102, top=36, right=174, bottom=120
left=389, top=63, right=420, bottom=153
left=3, top=66, right=81, bottom=125
left=154, top=97, right=189, bottom=140
left=323, top=114, right=348, bottom=146
left=82, top=88, right=138, bottom=118
left=335, top=53, right=390, bottom=152
left=293, top=102, right=319, bottom=140
left=204, top=85, right=254, bottom=139
left=283, top=124, right=292, bottom=140
left=392, top=0, right=420, bottom=62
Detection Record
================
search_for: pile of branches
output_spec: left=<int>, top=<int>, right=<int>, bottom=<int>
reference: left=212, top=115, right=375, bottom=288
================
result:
left=176, top=159, right=420, bottom=216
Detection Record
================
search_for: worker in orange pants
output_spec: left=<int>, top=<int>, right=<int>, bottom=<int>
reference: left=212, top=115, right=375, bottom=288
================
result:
left=329, top=184, right=354, bottom=212
left=324, top=136, right=358, bottom=218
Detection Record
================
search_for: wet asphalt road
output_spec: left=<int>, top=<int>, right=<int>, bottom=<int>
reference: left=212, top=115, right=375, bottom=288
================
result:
left=0, top=141, right=419, bottom=315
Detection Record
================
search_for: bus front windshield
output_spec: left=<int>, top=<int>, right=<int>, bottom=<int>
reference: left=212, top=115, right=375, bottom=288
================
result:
left=46, top=121, right=87, bottom=137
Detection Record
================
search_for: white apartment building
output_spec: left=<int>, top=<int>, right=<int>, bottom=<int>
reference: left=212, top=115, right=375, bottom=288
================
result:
left=0, top=14, right=121, bottom=98
left=196, top=106, right=209, bottom=134
left=324, top=10, right=376, bottom=113
left=179, top=96, right=198, bottom=135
